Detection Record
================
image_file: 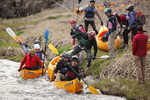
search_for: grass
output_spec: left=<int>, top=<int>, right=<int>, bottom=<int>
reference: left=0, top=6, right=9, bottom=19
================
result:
left=47, top=15, right=63, bottom=20
left=57, top=44, right=72, bottom=55
left=93, top=78, right=150, bottom=100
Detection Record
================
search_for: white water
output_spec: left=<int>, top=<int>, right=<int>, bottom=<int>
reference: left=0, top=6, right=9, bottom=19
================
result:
left=0, top=59, right=126, bottom=100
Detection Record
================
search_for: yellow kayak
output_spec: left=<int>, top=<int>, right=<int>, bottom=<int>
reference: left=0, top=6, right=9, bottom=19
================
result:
left=147, top=40, right=150, bottom=50
left=48, top=56, right=61, bottom=81
left=96, top=35, right=120, bottom=51
left=20, top=68, right=46, bottom=79
left=55, top=78, right=83, bottom=94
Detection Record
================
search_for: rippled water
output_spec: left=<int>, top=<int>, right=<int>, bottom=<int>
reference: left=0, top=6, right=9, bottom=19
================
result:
left=0, top=59, right=126, bottom=100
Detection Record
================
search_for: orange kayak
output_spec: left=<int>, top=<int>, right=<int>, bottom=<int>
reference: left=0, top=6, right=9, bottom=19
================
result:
left=20, top=68, right=46, bottom=79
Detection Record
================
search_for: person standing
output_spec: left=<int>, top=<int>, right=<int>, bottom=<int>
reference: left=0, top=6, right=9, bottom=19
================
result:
left=70, top=20, right=92, bottom=68
left=77, top=0, right=103, bottom=34
left=102, top=8, right=118, bottom=58
left=132, top=25, right=148, bottom=83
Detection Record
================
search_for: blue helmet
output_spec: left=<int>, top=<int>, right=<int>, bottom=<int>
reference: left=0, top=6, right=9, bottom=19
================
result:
left=104, top=8, right=112, bottom=13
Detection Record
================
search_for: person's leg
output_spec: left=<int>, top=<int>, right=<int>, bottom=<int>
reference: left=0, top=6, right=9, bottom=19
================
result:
left=55, top=73, right=65, bottom=81
left=85, top=48, right=92, bottom=67
left=70, top=45, right=82, bottom=56
left=131, top=27, right=137, bottom=41
left=92, top=38, right=98, bottom=59
left=84, top=20, right=90, bottom=32
left=108, top=32, right=116, bottom=57
left=140, top=56, right=145, bottom=82
left=123, top=28, right=130, bottom=49
left=90, top=21, right=98, bottom=34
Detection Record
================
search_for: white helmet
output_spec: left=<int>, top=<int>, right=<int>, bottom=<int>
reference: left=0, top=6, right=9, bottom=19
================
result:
left=34, top=44, right=40, bottom=49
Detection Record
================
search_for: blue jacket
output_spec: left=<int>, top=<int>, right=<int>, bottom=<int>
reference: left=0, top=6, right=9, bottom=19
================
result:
left=127, top=11, right=136, bottom=27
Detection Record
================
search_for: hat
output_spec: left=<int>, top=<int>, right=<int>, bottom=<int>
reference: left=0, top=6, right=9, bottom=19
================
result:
left=70, top=20, right=76, bottom=24
left=90, top=0, right=95, bottom=2
left=126, top=5, right=134, bottom=11
left=104, top=8, right=112, bottom=13
left=137, top=25, right=146, bottom=32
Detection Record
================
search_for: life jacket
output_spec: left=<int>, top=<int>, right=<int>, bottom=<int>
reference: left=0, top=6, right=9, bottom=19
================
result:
left=71, top=25, right=89, bottom=47
left=24, top=54, right=39, bottom=68
left=85, top=6, right=95, bottom=18
left=135, top=10, right=146, bottom=25
left=107, top=15, right=118, bottom=32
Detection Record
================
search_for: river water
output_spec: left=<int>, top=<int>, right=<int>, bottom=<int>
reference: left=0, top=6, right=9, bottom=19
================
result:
left=0, top=59, right=126, bottom=100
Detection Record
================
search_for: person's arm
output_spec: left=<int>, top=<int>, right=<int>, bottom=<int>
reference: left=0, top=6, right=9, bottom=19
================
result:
left=72, top=38, right=76, bottom=47
left=54, top=61, right=62, bottom=73
left=19, top=55, right=26, bottom=70
left=95, top=9, right=103, bottom=25
left=132, top=37, right=136, bottom=55
left=79, top=5, right=88, bottom=12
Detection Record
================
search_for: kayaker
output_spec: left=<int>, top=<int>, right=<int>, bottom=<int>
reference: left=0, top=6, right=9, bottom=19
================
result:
left=54, top=53, right=71, bottom=81
left=77, top=0, right=103, bottom=34
left=69, top=20, right=92, bottom=68
left=65, top=56, right=81, bottom=81
left=132, top=25, right=148, bottom=83
left=102, top=8, right=118, bottom=58
left=18, top=49, right=44, bottom=71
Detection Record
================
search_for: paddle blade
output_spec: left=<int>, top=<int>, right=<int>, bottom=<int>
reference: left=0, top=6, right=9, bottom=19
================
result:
left=45, top=29, right=50, bottom=44
left=88, top=85, right=99, bottom=95
left=6, top=27, right=17, bottom=38
left=48, top=43, right=59, bottom=55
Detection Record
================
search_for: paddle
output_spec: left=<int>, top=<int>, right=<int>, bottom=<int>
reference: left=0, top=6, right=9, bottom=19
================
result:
left=48, top=43, right=59, bottom=55
left=43, top=29, right=50, bottom=74
left=6, top=27, right=30, bottom=53
left=68, top=65, right=100, bottom=95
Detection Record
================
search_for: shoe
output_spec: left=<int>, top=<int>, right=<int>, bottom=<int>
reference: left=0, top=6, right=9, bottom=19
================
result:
left=124, top=45, right=128, bottom=50
left=87, top=63, right=91, bottom=68
left=92, top=56, right=96, bottom=60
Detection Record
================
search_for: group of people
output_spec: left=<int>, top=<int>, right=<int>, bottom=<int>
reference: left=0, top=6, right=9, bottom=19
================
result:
left=18, top=0, right=148, bottom=83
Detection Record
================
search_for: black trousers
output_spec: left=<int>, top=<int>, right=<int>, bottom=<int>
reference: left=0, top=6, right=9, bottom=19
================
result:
left=84, top=20, right=98, bottom=34
left=89, top=38, right=97, bottom=57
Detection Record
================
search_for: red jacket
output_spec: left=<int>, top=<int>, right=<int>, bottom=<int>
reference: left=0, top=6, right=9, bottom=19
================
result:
left=20, top=53, right=43, bottom=69
left=132, top=31, right=148, bottom=57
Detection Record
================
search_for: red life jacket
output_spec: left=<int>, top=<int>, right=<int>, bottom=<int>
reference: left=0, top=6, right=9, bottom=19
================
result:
left=24, top=54, right=41, bottom=68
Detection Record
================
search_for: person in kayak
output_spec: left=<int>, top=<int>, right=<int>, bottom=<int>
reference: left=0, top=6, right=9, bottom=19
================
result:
left=65, top=56, right=81, bottom=81
left=18, top=49, right=44, bottom=71
left=69, top=20, right=92, bottom=68
left=54, top=53, right=71, bottom=81
left=77, top=0, right=103, bottom=34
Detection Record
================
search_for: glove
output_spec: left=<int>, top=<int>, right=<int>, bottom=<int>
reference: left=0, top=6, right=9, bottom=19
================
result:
left=101, top=21, right=103, bottom=26
left=18, top=68, right=22, bottom=72
left=92, top=56, right=96, bottom=60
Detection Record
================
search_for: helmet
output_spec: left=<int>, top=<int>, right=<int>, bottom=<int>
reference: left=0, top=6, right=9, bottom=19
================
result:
left=104, top=8, right=112, bottom=13
left=72, top=55, right=79, bottom=62
left=70, top=20, right=76, bottom=24
left=90, top=0, right=95, bottom=3
left=30, top=49, right=36, bottom=55
left=34, top=40, right=41, bottom=45
left=126, top=5, right=134, bottom=11
left=34, top=44, right=40, bottom=49
left=63, top=53, right=71, bottom=58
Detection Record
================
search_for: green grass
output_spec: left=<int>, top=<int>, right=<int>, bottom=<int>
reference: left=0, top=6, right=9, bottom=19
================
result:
left=16, top=30, right=24, bottom=36
left=57, top=44, right=72, bottom=55
left=0, top=56, right=23, bottom=62
left=93, top=78, right=150, bottom=100
left=47, top=15, right=63, bottom=20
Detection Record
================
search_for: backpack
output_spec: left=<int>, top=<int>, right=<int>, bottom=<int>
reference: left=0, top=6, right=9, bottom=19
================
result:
left=135, top=10, right=146, bottom=25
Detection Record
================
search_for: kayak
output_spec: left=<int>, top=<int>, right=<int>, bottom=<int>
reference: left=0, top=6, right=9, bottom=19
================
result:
left=20, top=68, right=46, bottom=79
left=96, top=35, right=120, bottom=51
left=147, top=40, right=150, bottom=50
left=55, top=78, right=83, bottom=94
left=48, top=56, right=83, bottom=93
left=48, top=56, right=61, bottom=81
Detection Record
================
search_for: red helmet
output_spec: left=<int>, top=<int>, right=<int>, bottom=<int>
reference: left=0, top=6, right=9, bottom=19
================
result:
left=70, top=20, right=76, bottom=24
